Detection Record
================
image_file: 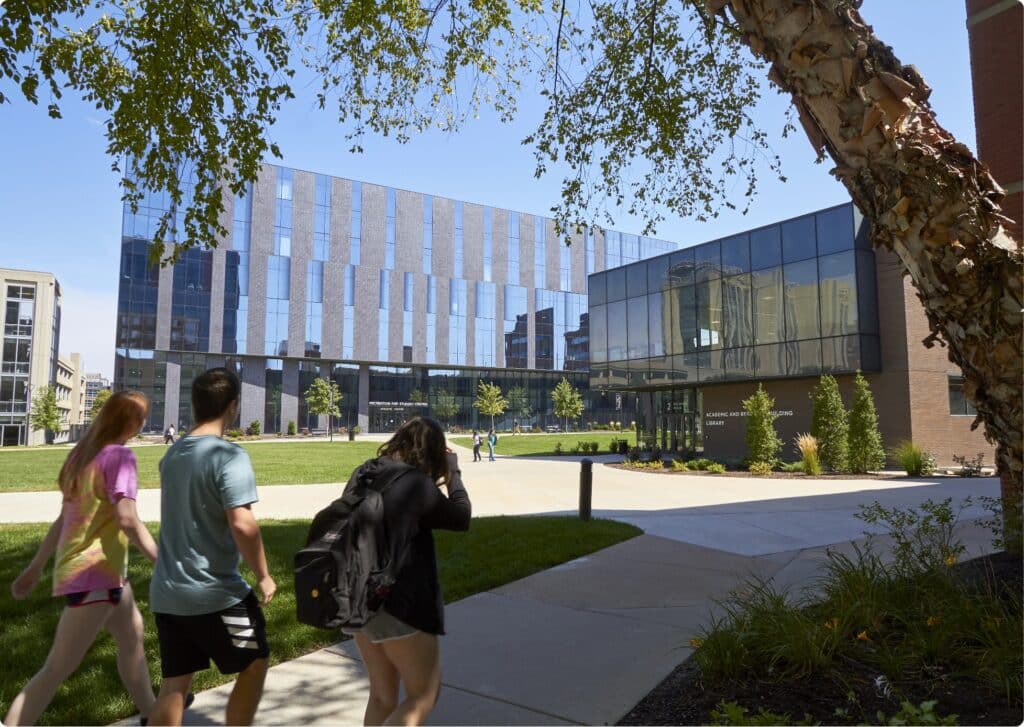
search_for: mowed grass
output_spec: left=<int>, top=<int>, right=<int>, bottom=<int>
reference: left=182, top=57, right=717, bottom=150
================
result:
left=0, top=516, right=640, bottom=726
left=450, top=431, right=632, bottom=457
left=0, top=441, right=383, bottom=493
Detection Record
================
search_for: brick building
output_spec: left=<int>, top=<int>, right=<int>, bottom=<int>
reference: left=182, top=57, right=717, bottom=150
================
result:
left=966, top=0, right=1023, bottom=240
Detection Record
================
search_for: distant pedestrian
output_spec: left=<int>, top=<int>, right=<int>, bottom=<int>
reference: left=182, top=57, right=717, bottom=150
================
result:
left=341, top=416, right=471, bottom=726
left=163, top=423, right=176, bottom=445
left=472, top=430, right=482, bottom=462
left=5, top=391, right=158, bottom=726
left=487, top=429, right=497, bottom=462
left=148, top=368, right=276, bottom=727
left=512, top=419, right=518, bottom=436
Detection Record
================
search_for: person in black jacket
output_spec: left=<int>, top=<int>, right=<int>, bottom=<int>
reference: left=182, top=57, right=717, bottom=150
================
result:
left=343, top=416, right=471, bottom=726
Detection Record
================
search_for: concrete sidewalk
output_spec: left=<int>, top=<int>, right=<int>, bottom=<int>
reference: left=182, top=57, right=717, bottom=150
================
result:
left=159, top=475, right=999, bottom=724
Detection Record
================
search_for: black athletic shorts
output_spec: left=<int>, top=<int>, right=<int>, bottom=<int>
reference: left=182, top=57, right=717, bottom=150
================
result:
left=154, top=590, right=270, bottom=678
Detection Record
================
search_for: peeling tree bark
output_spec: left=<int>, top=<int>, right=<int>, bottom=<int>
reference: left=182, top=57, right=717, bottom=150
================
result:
left=717, top=0, right=1023, bottom=548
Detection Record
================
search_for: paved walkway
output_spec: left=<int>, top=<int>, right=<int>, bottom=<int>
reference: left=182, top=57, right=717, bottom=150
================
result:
left=5, top=446, right=996, bottom=725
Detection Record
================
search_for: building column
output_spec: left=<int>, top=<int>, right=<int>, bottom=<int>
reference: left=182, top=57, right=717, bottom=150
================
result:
left=281, top=359, right=299, bottom=431
left=241, top=358, right=266, bottom=433
left=358, top=363, right=370, bottom=431
left=164, top=356, right=181, bottom=430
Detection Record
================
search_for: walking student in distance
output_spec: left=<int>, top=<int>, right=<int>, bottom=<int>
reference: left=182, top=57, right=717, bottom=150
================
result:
left=5, top=392, right=159, bottom=726
left=163, top=423, right=176, bottom=445
left=471, top=429, right=482, bottom=462
left=343, top=416, right=471, bottom=726
left=148, top=368, right=276, bottom=727
left=487, top=429, right=497, bottom=461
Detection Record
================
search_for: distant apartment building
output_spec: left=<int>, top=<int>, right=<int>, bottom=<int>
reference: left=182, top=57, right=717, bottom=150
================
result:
left=84, top=373, right=111, bottom=424
left=56, top=352, right=86, bottom=443
left=0, top=268, right=62, bottom=446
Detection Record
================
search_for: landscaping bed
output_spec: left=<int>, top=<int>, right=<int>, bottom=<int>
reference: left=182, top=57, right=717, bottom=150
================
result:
left=619, top=499, right=1022, bottom=727
left=603, top=462, right=976, bottom=480
left=0, top=516, right=641, bottom=725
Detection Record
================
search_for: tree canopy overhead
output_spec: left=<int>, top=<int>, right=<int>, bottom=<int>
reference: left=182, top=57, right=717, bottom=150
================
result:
left=3, top=0, right=1020, bottom=517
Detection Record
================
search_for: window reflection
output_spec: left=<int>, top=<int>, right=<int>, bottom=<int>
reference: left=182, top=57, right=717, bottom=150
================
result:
left=783, top=259, right=819, bottom=341
left=626, top=297, right=648, bottom=359
left=815, top=206, right=854, bottom=256
left=607, top=300, right=627, bottom=361
left=819, top=251, right=858, bottom=337
left=752, top=267, right=784, bottom=345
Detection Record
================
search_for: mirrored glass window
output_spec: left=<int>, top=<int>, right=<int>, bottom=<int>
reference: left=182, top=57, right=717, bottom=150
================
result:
left=588, top=273, right=607, bottom=306
left=721, top=234, right=751, bottom=275
left=607, top=300, right=627, bottom=361
left=669, top=248, right=695, bottom=288
left=647, top=292, right=665, bottom=357
left=694, top=241, right=721, bottom=281
left=721, top=274, right=753, bottom=348
left=753, top=267, right=784, bottom=345
left=696, top=278, right=723, bottom=350
left=606, top=268, right=627, bottom=302
left=782, top=215, right=816, bottom=263
left=787, top=338, right=821, bottom=376
left=627, top=262, right=647, bottom=298
left=647, top=255, right=671, bottom=293
left=724, top=347, right=756, bottom=380
left=626, top=297, right=648, bottom=359
left=755, top=343, right=787, bottom=378
left=783, top=258, right=819, bottom=340
left=750, top=225, right=782, bottom=270
left=821, top=335, right=859, bottom=373
left=816, top=206, right=854, bottom=256
left=819, top=251, right=858, bottom=336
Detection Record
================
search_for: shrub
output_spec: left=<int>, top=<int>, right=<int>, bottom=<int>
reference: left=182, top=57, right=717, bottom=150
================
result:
left=706, top=463, right=726, bottom=474
left=892, top=440, right=935, bottom=477
left=748, top=461, right=773, bottom=476
left=589, top=441, right=600, bottom=454
left=795, top=433, right=822, bottom=476
left=780, top=461, right=805, bottom=473
left=847, top=372, right=885, bottom=474
left=572, top=441, right=584, bottom=453
left=743, top=384, right=782, bottom=467
left=811, top=375, right=849, bottom=472
left=710, top=700, right=814, bottom=726
left=671, top=459, right=688, bottom=472
left=246, top=419, right=262, bottom=436
left=225, top=428, right=245, bottom=440
left=608, top=439, right=620, bottom=453
left=627, top=447, right=641, bottom=462
left=952, top=452, right=985, bottom=477
left=554, top=441, right=564, bottom=456
left=287, top=420, right=297, bottom=436
left=877, top=701, right=958, bottom=727
left=618, top=440, right=630, bottom=455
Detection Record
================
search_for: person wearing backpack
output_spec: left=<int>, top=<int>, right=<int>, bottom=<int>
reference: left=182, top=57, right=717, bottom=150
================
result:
left=343, top=416, right=471, bottom=726
left=471, top=430, right=482, bottom=462
left=487, top=429, right=497, bottom=462
left=148, top=368, right=276, bottom=727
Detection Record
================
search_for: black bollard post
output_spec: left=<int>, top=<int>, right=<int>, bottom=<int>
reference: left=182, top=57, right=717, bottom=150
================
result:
left=579, top=458, right=593, bottom=521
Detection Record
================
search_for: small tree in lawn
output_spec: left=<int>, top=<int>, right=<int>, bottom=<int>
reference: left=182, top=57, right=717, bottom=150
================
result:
left=30, top=385, right=63, bottom=445
left=551, top=377, right=584, bottom=433
left=811, top=375, right=849, bottom=472
left=848, top=371, right=885, bottom=474
left=89, top=388, right=112, bottom=421
left=743, top=384, right=782, bottom=468
left=304, top=378, right=342, bottom=441
left=409, top=388, right=427, bottom=405
left=432, top=389, right=459, bottom=429
left=506, top=385, right=532, bottom=431
left=473, top=381, right=508, bottom=431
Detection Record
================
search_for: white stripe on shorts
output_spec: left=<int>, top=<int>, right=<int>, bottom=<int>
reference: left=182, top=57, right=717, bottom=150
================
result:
left=229, top=627, right=256, bottom=638
left=221, top=615, right=252, bottom=627
left=232, top=638, right=259, bottom=649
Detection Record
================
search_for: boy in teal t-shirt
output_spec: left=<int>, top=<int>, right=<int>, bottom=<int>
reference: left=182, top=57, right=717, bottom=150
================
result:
left=149, top=368, right=276, bottom=726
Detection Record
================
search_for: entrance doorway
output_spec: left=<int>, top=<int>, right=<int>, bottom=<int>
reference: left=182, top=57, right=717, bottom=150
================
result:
left=657, top=389, right=703, bottom=458
left=1, top=424, right=24, bottom=447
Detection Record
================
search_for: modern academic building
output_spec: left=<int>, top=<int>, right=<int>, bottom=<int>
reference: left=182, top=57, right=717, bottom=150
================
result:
left=587, top=203, right=995, bottom=467
left=114, top=164, right=675, bottom=434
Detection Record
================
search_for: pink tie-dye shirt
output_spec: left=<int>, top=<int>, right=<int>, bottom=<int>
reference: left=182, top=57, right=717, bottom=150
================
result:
left=52, top=444, right=139, bottom=596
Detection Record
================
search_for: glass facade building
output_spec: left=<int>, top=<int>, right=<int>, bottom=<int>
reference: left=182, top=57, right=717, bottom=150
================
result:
left=588, top=203, right=882, bottom=457
left=114, top=164, right=674, bottom=433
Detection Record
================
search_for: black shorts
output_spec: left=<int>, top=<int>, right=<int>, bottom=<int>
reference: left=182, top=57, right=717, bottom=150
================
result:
left=154, top=590, right=270, bottom=678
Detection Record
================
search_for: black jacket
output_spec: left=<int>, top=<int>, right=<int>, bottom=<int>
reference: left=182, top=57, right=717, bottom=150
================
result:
left=351, top=456, right=471, bottom=634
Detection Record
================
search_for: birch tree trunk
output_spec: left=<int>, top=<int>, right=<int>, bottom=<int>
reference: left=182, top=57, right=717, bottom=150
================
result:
left=712, top=0, right=1023, bottom=548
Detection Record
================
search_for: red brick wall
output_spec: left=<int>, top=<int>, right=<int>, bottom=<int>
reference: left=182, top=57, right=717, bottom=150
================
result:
left=966, top=0, right=1023, bottom=242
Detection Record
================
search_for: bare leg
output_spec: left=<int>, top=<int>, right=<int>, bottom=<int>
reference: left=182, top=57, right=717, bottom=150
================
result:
left=354, top=634, right=400, bottom=725
left=380, top=632, right=440, bottom=726
left=4, top=603, right=112, bottom=725
left=225, top=657, right=269, bottom=726
left=149, top=674, right=192, bottom=727
left=105, top=584, right=156, bottom=720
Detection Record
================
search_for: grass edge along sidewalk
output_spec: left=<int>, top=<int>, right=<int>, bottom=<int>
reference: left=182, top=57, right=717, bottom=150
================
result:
left=450, top=431, right=630, bottom=457
left=0, top=515, right=641, bottom=726
left=0, top=441, right=384, bottom=493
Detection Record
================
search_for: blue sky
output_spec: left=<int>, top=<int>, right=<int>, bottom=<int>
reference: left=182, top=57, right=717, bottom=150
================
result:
left=0, top=0, right=976, bottom=379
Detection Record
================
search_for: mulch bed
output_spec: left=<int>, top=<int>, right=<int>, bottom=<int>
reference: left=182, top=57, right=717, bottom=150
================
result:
left=602, top=463, right=975, bottom=480
left=617, top=552, right=1023, bottom=726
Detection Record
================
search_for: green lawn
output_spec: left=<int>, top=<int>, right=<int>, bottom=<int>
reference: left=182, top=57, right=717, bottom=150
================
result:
left=0, top=516, right=640, bottom=726
left=0, top=441, right=383, bottom=493
left=450, top=431, right=634, bottom=457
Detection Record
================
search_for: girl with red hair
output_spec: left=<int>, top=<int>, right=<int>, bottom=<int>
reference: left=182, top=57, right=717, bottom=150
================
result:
left=5, top=391, right=159, bottom=725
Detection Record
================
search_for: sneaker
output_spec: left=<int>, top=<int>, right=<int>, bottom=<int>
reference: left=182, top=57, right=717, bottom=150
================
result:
left=141, top=692, right=195, bottom=725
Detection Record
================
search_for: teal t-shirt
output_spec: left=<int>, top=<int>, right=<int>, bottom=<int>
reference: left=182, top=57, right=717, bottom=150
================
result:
left=150, top=435, right=259, bottom=616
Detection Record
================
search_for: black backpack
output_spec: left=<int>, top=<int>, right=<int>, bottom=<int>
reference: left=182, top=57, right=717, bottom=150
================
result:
left=294, top=463, right=413, bottom=630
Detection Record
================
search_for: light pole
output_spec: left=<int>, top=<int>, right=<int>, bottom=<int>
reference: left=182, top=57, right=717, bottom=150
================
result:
left=328, top=382, right=334, bottom=442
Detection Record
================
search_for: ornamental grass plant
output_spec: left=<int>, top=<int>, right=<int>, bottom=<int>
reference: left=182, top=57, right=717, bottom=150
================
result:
left=795, top=433, right=822, bottom=475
